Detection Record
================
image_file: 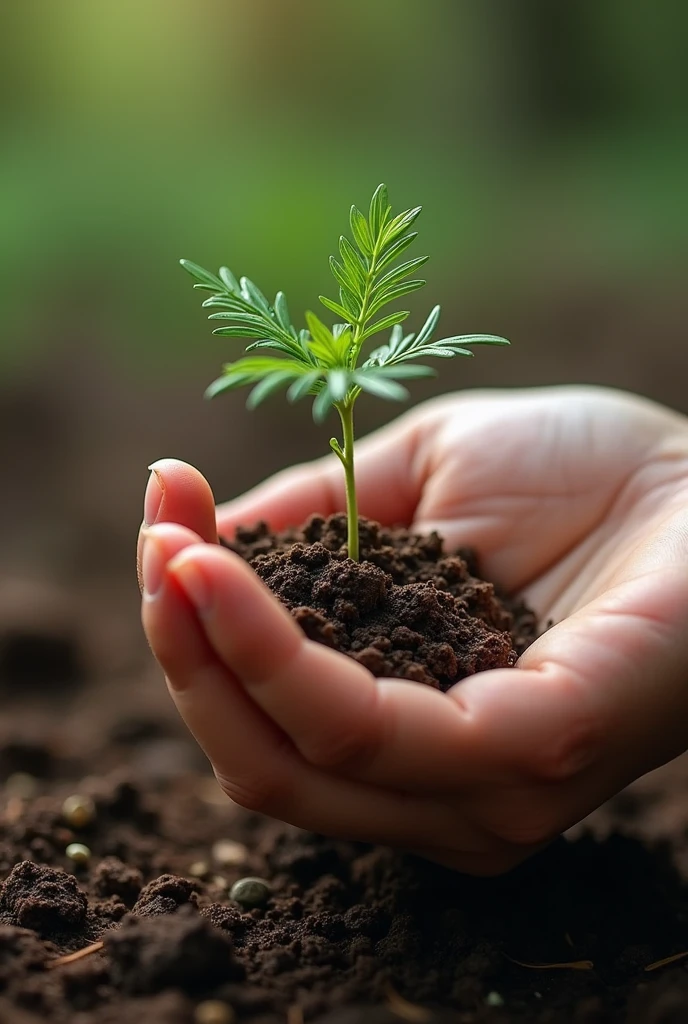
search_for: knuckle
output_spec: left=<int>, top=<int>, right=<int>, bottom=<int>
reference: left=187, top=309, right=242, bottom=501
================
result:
left=532, top=712, right=601, bottom=782
left=214, top=771, right=286, bottom=815
left=301, top=730, right=376, bottom=771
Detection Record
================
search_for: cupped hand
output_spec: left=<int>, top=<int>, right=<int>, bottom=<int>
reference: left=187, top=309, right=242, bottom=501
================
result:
left=138, top=386, right=688, bottom=874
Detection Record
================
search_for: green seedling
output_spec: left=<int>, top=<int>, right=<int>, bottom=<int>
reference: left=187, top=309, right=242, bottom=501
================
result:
left=181, top=184, right=508, bottom=561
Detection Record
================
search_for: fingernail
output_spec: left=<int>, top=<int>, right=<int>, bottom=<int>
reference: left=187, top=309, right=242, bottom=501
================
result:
left=171, top=559, right=212, bottom=614
left=144, top=466, right=164, bottom=526
left=142, top=535, right=165, bottom=600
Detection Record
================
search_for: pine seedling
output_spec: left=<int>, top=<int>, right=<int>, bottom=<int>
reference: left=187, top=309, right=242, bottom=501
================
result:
left=181, top=184, right=508, bottom=561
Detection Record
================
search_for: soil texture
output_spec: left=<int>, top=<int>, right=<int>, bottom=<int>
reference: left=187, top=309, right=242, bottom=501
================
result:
left=224, top=514, right=537, bottom=690
left=0, top=518, right=687, bottom=1022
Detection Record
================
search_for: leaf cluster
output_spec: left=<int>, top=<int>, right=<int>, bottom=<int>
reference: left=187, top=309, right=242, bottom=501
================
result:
left=180, top=184, right=508, bottom=423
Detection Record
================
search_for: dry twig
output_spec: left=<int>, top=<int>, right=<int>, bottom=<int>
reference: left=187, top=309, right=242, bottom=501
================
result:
left=47, top=941, right=104, bottom=969
left=644, top=951, right=688, bottom=972
left=506, top=954, right=594, bottom=971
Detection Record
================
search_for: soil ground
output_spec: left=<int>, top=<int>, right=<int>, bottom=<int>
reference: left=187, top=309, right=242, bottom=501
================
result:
left=1, top=517, right=688, bottom=1023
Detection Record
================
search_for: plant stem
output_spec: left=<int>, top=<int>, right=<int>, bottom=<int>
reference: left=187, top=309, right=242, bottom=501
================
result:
left=337, top=401, right=359, bottom=560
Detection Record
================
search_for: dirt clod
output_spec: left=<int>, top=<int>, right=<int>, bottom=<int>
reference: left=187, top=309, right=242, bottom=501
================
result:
left=0, top=861, right=87, bottom=935
left=105, top=904, right=240, bottom=994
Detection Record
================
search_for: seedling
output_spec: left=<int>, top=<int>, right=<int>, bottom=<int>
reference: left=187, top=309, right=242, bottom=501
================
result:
left=181, top=184, right=508, bottom=560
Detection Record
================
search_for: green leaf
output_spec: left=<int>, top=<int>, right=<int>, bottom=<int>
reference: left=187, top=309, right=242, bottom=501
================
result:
left=388, top=324, right=404, bottom=348
left=225, top=356, right=311, bottom=375
left=374, top=256, right=429, bottom=292
left=416, top=347, right=469, bottom=358
left=207, top=311, right=269, bottom=324
left=219, top=266, right=240, bottom=292
left=305, top=310, right=334, bottom=348
left=375, top=232, right=419, bottom=273
left=244, top=340, right=286, bottom=352
left=326, top=368, right=351, bottom=402
left=319, top=295, right=353, bottom=322
left=339, top=284, right=362, bottom=318
left=349, top=206, right=373, bottom=255
left=304, top=311, right=352, bottom=367
left=202, top=295, right=246, bottom=309
left=382, top=206, right=422, bottom=247
left=211, top=325, right=273, bottom=339
left=353, top=371, right=409, bottom=401
left=367, top=280, right=425, bottom=317
left=180, top=259, right=223, bottom=291
left=415, top=305, right=441, bottom=345
left=240, top=277, right=271, bottom=313
left=338, top=235, right=367, bottom=288
left=287, top=370, right=323, bottom=402
left=204, top=373, right=253, bottom=399
left=369, top=183, right=390, bottom=237
left=369, top=364, right=437, bottom=379
left=312, top=383, right=335, bottom=423
left=274, top=291, right=294, bottom=334
left=437, top=334, right=510, bottom=346
left=329, top=256, right=358, bottom=297
left=247, top=370, right=298, bottom=409
left=360, top=310, right=410, bottom=342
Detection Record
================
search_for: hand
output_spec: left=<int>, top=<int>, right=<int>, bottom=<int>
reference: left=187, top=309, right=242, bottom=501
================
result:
left=138, top=386, right=688, bottom=874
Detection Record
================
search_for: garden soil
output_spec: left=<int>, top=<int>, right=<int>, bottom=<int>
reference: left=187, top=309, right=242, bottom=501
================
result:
left=1, top=517, right=688, bottom=1023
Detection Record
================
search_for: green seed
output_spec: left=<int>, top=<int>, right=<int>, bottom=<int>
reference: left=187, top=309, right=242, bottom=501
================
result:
left=229, top=876, right=270, bottom=909
left=485, top=991, right=504, bottom=1007
left=62, top=794, right=96, bottom=829
left=194, top=1000, right=235, bottom=1024
left=66, top=843, right=91, bottom=866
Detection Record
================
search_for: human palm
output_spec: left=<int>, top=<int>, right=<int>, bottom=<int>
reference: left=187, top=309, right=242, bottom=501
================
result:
left=139, top=386, right=688, bottom=874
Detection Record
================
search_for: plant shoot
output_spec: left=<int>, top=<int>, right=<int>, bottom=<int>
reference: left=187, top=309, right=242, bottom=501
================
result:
left=181, top=185, right=508, bottom=560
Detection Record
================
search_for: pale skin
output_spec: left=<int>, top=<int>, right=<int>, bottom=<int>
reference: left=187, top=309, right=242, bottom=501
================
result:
left=138, top=386, right=688, bottom=875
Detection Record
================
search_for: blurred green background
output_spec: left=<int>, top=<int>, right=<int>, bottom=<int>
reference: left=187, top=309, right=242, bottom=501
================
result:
left=1, top=0, right=687, bottom=638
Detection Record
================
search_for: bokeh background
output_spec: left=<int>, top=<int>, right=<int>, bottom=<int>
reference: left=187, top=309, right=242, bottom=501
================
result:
left=1, top=0, right=687, bottom=687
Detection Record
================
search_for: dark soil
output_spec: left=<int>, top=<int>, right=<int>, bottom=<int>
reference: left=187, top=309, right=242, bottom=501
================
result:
left=224, top=514, right=537, bottom=690
left=1, top=517, right=687, bottom=1023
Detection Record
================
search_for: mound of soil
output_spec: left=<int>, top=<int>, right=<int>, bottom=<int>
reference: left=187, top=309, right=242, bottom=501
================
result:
left=1, top=517, right=687, bottom=1022
left=224, top=514, right=537, bottom=690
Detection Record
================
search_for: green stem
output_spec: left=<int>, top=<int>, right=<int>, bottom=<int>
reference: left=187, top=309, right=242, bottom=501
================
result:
left=336, top=401, right=359, bottom=560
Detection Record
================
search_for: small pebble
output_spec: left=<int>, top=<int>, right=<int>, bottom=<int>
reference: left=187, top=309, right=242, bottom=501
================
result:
left=5, top=772, right=38, bottom=800
left=62, top=794, right=96, bottom=829
left=212, top=839, right=248, bottom=868
left=194, top=1000, right=236, bottom=1024
left=485, top=991, right=504, bottom=1007
left=66, top=842, right=91, bottom=866
left=188, top=860, right=210, bottom=879
left=229, top=876, right=271, bottom=909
